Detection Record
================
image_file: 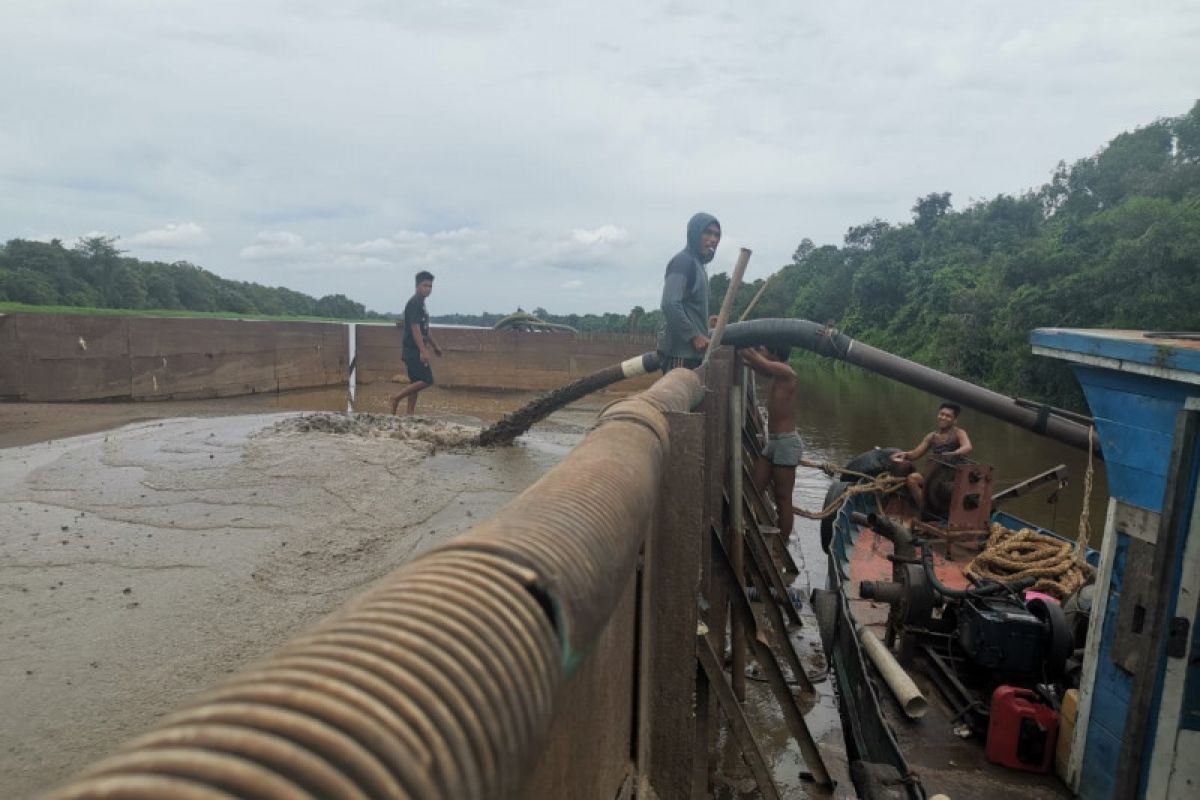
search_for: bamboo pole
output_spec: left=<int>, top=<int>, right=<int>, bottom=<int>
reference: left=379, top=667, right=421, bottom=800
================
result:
left=703, top=247, right=752, bottom=365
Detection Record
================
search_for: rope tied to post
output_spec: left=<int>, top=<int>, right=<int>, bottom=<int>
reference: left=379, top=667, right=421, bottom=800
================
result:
left=790, top=462, right=909, bottom=521
left=965, top=523, right=1096, bottom=600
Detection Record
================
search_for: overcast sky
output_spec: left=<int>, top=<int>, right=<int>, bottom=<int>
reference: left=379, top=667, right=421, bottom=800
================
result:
left=2, top=1, right=1197, bottom=315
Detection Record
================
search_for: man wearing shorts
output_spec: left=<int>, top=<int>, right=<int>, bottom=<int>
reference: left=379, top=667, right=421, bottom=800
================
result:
left=741, top=346, right=802, bottom=541
left=390, top=271, right=443, bottom=415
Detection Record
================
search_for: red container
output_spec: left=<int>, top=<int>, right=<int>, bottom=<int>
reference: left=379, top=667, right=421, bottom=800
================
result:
left=986, top=686, right=1059, bottom=773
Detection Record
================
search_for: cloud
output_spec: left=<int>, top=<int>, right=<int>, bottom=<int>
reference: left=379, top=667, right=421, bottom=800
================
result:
left=562, top=279, right=583, bottom=289
left=126, top=222, right=211, bottom=248
left=239, top=231, right=309, bottom=259
left=2, top=0, right=1197, bottom=313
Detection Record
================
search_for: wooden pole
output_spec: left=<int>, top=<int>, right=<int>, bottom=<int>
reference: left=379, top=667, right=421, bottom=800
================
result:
left=738, top=272, right=774, bottom=322
left=703, top=247, right=752, bottom=365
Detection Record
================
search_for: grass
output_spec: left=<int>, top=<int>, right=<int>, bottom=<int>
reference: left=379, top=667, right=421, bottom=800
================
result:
left=0, top=301, right=394, bottom=325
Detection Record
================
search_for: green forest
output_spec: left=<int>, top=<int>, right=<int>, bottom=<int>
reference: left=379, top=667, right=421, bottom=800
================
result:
left=0, top=236, right=386, bottom=321
left=713, top=100, right=1200, bottom=408
left=3, top=102, right=1197, bottom=408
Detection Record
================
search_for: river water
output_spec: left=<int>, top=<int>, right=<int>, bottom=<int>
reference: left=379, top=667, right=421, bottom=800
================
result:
left=783, top=360, right=1108, bottom=546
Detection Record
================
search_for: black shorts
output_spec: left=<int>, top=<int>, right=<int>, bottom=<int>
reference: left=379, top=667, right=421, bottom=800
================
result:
left=404, top=354, right=434, bottom=385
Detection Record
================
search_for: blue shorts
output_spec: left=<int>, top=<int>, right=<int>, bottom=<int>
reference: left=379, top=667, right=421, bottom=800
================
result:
left=404, top=354, right=434, bottom=385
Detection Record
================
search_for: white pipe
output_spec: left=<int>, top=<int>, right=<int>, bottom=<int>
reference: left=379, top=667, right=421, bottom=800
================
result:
left=857, top=626, right=928, bottom=719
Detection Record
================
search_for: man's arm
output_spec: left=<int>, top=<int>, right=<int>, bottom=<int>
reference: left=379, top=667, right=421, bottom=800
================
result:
left=894, top=433, right=933, bottom=462
left=661, top=262, right=708, bottom=352
left=950, top=429, right=973, bottom=458
left=740, top=348, right=794, bottom=381
left=426, top=329, right=443, bottom=356
left=410, top=322, right=431, bottom=363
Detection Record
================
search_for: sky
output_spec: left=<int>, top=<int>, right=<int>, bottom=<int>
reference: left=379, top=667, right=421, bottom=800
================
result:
left=2, top=1, right=1198, bottom=315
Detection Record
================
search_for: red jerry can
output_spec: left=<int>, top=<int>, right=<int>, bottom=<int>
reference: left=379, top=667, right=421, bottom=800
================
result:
left=985, top=686, right=1059, bottom=773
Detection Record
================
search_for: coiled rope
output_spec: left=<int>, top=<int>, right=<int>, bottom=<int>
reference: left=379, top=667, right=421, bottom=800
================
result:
left=967, top=425, right=1099, bottom=600
left=965, top=523, right=1096, bottom=600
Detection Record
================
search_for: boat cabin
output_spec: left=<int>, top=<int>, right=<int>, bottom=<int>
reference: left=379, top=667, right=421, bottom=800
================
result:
left=1032, top=328, right=1200, bottom=799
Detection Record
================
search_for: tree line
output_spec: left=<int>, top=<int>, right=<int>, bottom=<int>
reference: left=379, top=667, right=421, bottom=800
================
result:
left=4, top=102, right=1196, bottom=409
left=0, top=236, right=386, bottom=320
left=711, top=101, right=1200, bottom=409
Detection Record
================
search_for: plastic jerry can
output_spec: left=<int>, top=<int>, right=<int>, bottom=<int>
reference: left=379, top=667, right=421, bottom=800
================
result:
left=985, top=685, right=1059, bottom=773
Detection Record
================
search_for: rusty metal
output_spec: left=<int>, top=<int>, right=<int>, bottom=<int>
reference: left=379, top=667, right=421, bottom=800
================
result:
left=730, top=366, right=748, bottom=702
left=696, top=634, right=783, bottom=800
left=435, top=369, right=704, bottom=673
left=743, top=509, right=802, bottom=628
left=710, top=528, right=833, bottom=787
left=49, top=369, right=704, bottom=800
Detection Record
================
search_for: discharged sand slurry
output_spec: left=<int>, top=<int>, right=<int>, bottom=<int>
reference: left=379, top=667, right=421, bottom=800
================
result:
left=0, top=411, right=577, bottom=796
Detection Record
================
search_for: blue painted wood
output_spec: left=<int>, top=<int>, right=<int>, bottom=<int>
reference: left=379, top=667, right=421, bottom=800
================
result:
left=1032, top=329, right=1200, bottom=798
left=1031, top=329, right=1200, bottom=376
left=1079, top=725, right=1122, bottom=799
left=1071, top=365, right=1195, bottom=512
left=1103, top=462, right=1169, bottom=513
left=1078, top=532, right=1132, bottom=798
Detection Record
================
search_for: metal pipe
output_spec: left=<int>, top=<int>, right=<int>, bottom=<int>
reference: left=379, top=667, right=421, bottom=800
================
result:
left=48, top=369, right=706, bottom=800
left=730, top=364, right=747, bottom=701
left=857, top=627, right=928, bottom=720
left=721, top=319, right=1097, bottom=453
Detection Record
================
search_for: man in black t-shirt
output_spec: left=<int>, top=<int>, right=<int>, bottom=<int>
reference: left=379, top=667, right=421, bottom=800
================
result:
left=390, top=270, right=443, bottom=415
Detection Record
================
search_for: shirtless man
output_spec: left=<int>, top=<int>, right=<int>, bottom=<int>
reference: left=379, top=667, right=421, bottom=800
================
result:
left=890, top=401, right=973, bottom=512
left=741, top=346, right=802, bottom=540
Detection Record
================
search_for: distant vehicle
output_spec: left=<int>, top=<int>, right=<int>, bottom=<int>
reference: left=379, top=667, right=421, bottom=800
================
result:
left=492, top=312, right=578, bottom=334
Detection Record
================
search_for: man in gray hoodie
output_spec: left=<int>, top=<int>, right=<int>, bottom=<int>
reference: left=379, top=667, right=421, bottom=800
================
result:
left=658, top=212, right=721, bottom=373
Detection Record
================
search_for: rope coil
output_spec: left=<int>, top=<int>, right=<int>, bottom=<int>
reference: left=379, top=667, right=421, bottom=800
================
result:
left=966, top=523, right=1096, bottom=600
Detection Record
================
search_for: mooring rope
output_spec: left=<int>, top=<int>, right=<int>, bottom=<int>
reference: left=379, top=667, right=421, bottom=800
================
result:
left=790, top=459, right=908, bottom=520
left=965, top=523, right=1096, bottom=600
left=1075, top=425, right=1096, bottom=562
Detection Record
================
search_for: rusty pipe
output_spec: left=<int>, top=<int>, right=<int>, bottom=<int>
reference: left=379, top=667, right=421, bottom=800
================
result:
left=48, top=368, right=703, bottom=800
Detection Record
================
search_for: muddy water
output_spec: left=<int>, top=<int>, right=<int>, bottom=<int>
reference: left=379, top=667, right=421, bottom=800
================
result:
left=726, top=361, right=1108, bottom=797
left=787, top=360, right=1108, bottom=541
left=0, top=393, right=589, bottom=796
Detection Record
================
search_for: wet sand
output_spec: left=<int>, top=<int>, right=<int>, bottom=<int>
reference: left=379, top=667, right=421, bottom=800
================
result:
left=0, top=386, right=597, bottom=796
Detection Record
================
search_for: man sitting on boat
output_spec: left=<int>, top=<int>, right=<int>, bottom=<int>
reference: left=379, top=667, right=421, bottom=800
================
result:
left=891, top=401, right=974, bottom=516
left=741, top=346, right=802, bottom=541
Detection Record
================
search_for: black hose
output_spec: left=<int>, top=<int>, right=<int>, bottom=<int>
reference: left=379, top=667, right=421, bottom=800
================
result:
left=914, top=538, right=1035, bottom=599
left=477, top=352, right=660, bottom=446
left=720, top=319, right=1097, bottom=454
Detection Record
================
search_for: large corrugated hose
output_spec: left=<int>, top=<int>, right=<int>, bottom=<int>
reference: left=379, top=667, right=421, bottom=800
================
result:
left=47, top=368, right=704, bottom=800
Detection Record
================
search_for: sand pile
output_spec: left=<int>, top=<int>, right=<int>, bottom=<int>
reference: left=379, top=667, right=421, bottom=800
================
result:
left=267, top=412, right=480, bottom=450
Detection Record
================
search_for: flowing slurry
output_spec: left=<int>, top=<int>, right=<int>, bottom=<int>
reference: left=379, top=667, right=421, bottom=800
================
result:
left=0, top=407, right=585, bottom=796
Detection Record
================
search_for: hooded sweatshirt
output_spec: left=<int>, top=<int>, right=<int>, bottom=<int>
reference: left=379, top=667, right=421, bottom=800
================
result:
left=658, top=212, right=719, bottom=360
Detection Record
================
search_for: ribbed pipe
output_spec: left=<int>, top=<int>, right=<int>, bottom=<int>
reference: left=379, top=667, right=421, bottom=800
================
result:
left=47, top=368, right=703, bottom=800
